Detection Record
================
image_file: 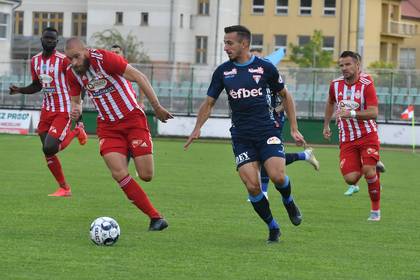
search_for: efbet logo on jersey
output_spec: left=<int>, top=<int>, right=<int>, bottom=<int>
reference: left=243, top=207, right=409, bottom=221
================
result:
left=229, top=87, right=263, bottom=99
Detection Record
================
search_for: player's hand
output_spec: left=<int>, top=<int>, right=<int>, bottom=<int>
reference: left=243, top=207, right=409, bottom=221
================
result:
left=71, top=108, right=81, bottom=122
left=9, top=85, right=19, bottom=95
left=184, top=129, right=201, bottom=150
left=333, top=107, right=351, bottom=119
left=291, top=130, right=306, bottom=149
left=323, top=126, right=332, bottom=141
left=154, top=105, right=174, bottom=123
left=275, top=104, right=284, bottom=113
left=139, top=102, right=146, bottom=110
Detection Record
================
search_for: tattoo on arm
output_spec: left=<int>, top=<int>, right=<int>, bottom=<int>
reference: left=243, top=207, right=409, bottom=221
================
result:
left=151, top=100, right=159, bottom=108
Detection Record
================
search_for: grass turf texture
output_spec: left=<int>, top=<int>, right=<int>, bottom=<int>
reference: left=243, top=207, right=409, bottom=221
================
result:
left=0, top=133, right=419, bottom=279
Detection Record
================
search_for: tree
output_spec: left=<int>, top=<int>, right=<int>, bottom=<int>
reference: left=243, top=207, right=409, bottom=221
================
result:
left=89, top=29, right=150, bottom=63
left=288, top=30, right=334, bottom=69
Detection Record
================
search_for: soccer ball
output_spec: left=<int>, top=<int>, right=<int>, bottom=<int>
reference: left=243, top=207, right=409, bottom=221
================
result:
left=89, top=217, right=120, bottom=246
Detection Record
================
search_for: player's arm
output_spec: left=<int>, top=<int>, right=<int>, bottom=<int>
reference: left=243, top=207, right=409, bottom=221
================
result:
left=122, top=64, right=173, bottom=123
left=334, top=105, right=378, bottom=120
left=9, top=80, right=42, bottom=95
left=184, top=96, right=216, bottom=150
left=278, top=87, right=306, bottom=149
left=70, top=95, right=83, bottom=122
left=323, top=98, right=335, bottom=141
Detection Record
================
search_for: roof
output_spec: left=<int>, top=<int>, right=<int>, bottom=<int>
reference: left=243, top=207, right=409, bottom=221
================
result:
left=402, top=0, right=420, bottom=20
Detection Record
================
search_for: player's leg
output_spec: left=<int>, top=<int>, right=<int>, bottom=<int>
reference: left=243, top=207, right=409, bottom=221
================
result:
left=340, top=141, right=363, bottom=195
left=38, top=113, right=71, bottom=196
left=285, top=147, right=320, bottom=170
left=264, top=156, right=302, bottom=226
left=260, top=165, right=269, bottom=199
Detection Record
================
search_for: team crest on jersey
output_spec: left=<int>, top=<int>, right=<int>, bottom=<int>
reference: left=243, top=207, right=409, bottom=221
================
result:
left=340, top=158, right=346, bottom=169
left=248, top=67, right=264, bottom=74
left=346, top=90, right=352, bottom=99
left=355, top=90, right=361, bottom=99
left=267, top=137, right=281, bottom=144
left=131, top=139, right=143, bottom=148
left=95, top=70, right=104, bottom=79
left=366, top=148, right=376, bottom=154
left=38, top=74, right=53, bottom=84
left=223, top=68, right=237, bottom=77
left=49, top=64, right=54, bottom=73
left=99, top=138, right=105, bottom=147
left=42, top=65, right=47, bottom=73
left=253, top=75, right=261, bottom=84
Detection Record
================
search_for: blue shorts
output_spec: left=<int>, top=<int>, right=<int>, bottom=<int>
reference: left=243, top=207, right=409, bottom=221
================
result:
left=231, top=131, right=285, bottom=170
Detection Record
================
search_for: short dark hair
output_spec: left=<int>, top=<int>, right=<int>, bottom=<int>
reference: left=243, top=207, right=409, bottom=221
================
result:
left=354, top=52, right=362, bottom=62
left=250, top=47, right=262, bottom=53
left=42, top=27, right=58, bottom=36
left=340, top=51, right=358, bottom=63
left=224, top=25, right=251, bottom=46
left=111, top=45, right=122, bottom=50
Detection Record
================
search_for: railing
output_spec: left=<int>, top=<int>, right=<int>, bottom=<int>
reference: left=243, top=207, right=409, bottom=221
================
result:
left=1, top=61, right=420, bottom=122
left=383, top=20, right=417, bottom=36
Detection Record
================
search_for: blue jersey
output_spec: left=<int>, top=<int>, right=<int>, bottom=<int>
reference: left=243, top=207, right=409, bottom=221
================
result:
left=207, top=55, right=284, bottom=136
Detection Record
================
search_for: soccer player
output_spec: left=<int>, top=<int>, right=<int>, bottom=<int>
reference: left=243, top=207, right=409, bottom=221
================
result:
left=185, top=25, right=306, bottom=243
left=65, top=37, right=173, bottom=231
left=9, top=27, right=87, bottom=197
left=249, top=48, right=319, bottom=199
left=343, top=52, right=386, bottom=196
left=323, top=51, right=382, bottom=221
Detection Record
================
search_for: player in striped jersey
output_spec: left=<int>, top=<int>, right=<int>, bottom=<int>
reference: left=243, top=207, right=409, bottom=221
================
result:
left=343, top=52, right=386, bottom=196
left=65, top=37, right=173, bottom=231
left=323, top=51, right=382, bottom=221
left=9, top=27, right=87, bottom=197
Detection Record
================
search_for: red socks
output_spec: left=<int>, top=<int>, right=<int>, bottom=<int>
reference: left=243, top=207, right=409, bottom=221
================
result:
left=118, top=174, right=162, bottom=219
left=45, top=154, right=68, bottom=188
left=58, top=127, right=79, bottom=152
left=365, top=174, right=381, bottom=211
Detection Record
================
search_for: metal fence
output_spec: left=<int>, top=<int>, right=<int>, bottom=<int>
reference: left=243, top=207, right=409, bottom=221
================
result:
left=1, top=60, right=419, bottom=122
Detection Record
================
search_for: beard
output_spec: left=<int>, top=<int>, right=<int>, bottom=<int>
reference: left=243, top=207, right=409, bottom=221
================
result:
left=73, top=56, right=90, bottom=75
left=42, top=43, right=55, bottom=52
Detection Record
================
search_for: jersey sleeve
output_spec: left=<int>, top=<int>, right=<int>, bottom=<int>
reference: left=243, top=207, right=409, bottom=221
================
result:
left=100, top=50, right=129, bottom=77
left=328, top=82, right=336, bottom=102
left=207, top=67, right=225, bottom=99
left=364, top=83, right=378, bottom=107
left=66, top=68, right=82, bottom=97
left=30, top=59, right=38, bottom=81
left=266, top=64, right=284, bottom=93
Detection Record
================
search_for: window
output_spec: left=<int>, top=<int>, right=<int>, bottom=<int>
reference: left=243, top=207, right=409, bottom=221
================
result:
left=251, top=34, right=263, bottom=51
left=298, top=36, right=310, bottom=46
left=198, top=0, right=210, bottom=15
left=299, top=0, right=312, bottom=15
left=14, top=11, right=24, bottom=35
left=400, top=48, right=416, bottom=69
left=196, top=36, right=207, bottom=64
left=276, top=0, right=288, bottom=15
left=0, top=13, right=8, bottom=39
left=180, top=14, right=183, bottom=28
left=323, top=0, right=336, bottom=16
left=322, top=36, right=335, bottom=55
left=141, top=13, right=148, bottom=26
left=274, top=35, right=287, bottom=54
left=190, top=15, right=194, bottom=28
left=72, top=13, right=87, bottom=37
left=252, top=0, right=265, bottom=14
left=116, top=12, right=123, bottom=24
left=33, top=12, right=63, bottom=36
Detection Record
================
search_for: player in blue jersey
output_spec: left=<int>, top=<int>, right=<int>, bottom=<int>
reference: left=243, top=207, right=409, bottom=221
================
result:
left=250, top=48, right=319, bottom=200
left=185, top=25, right=306, bottom=243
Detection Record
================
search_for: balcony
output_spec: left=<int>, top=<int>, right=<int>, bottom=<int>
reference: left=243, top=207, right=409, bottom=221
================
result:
left=381, top=20, right=417, bottom=38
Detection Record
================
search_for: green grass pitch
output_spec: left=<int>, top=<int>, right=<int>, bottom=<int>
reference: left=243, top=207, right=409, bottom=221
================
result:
left=0, top=133, right=419, bottom=279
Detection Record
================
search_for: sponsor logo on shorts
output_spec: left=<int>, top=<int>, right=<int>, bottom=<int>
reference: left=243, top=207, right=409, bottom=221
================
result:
left=367, top=148, right=376, bottom=154
left=49, top=126, right=57, bottom=134
left=38, top=74, right=53, bottom=84
left=132, top=139, right=143, bottom=148
left=340, top=158, right=346, bottom=169
left=235, top=152, right=250, bottom=165
left=267, top=137, right=281, bottom=144
left=99, top=138, right=105, bottom=147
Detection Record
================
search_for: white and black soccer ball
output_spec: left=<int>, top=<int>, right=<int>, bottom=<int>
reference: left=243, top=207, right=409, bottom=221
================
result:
left=89, top=217, right=120, bottom=246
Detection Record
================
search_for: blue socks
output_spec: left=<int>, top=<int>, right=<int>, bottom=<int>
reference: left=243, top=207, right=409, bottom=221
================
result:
left=275, top=175, right=293, bottom=204
left=249, top=192, right=279, bottom=230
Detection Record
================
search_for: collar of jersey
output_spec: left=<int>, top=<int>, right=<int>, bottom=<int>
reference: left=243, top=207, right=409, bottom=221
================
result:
left=233, top=54, right=255, bottom=67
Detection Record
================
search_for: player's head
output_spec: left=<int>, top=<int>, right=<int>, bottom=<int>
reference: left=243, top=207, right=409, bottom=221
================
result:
left=339, top=51, right=360, bottom=81
left=65, top=37, right=90, bottom=75
left=223, top=25, right=251, bottom=62
left=41, top=27, right=59, bottom=52
left=250, top=47, right=263, bottom=58
left=110, top=45, right=124, bottom=58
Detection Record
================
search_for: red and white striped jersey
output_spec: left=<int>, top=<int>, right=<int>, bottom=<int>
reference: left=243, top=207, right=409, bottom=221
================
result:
left=31, top=50, right=70, bottom=112
left=328, top=76, right=378, bottom=142
left=359, top=71, right=373, bottom=83
left=67, top=49, right=140, bottom=122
